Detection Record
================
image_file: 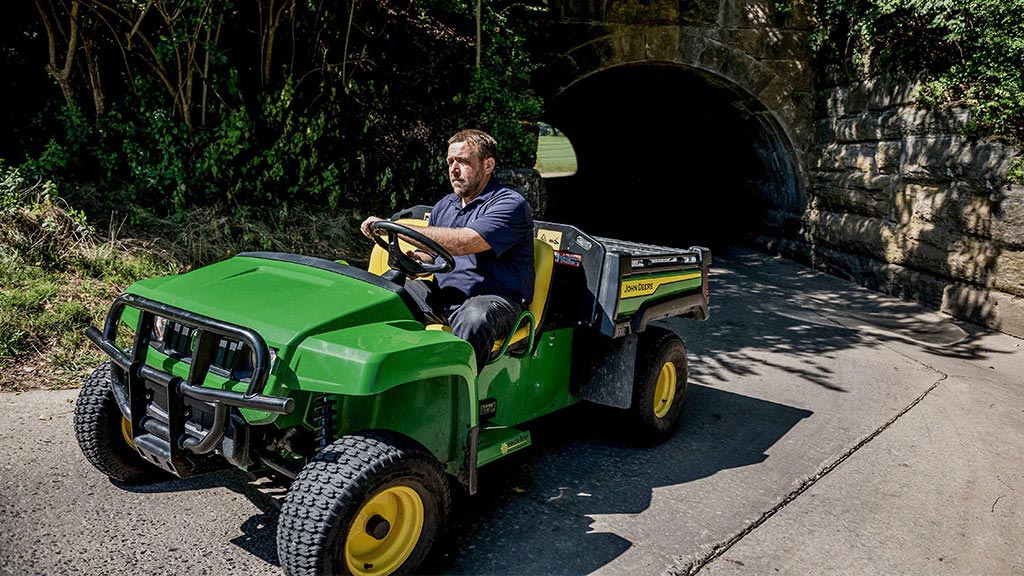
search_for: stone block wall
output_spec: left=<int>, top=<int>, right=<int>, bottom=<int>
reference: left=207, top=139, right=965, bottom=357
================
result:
left=537, top=3, right=1024, bottom=336
left=762, top=74, right=1024, bottom=336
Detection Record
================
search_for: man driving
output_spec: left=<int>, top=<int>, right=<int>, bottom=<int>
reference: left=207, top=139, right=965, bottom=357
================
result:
left=360, top=129, right=534, bottom=372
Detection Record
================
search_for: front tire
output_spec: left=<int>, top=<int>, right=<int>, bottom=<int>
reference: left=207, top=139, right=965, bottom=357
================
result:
left=277, top=431, right=451, bottom=576
left=628, top=327, right=689, bottom=444
left=74, top=360, right=163, bottom=483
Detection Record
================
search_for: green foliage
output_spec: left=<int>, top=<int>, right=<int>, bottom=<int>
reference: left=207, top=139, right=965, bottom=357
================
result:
left=0, top=170, right=177, bottom=389
left=1007, top=158, right=1024, bottom=186
left=0, top=165, right=27, bottom=214
left=10, top=0, right=545, bottom=217
left=813, top=0, right=1024, bottom=145
left=0, top=164, right=90, bottom=269
left=0, top=256, right=104, bottom=384
left=466, top=3, right=544, bottom=168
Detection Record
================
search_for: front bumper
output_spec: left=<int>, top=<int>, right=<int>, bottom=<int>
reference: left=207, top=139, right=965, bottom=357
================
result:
left=86, top=293, right=294, bottom=477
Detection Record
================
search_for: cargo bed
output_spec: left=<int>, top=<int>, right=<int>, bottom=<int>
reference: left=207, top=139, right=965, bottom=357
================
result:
left=534, top=221, right=711, bottom=338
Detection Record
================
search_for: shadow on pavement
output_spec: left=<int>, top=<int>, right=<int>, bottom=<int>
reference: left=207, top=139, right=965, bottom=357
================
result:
left=120, top=381, right=809, bottom=574
left=668, top=248, right=1013, bottom=393
left=117, top=469, right=284, bottom=565
left=228, top=485, right=282, bottom=565
left=430, top=384, right=812, bottom=574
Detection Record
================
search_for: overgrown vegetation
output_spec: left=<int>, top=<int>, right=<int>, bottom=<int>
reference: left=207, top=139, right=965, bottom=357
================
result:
left=812, top=0, right=1024, bottom=146
left=0, top=166, right=171, bottom=390
left=1007, top=158, right=1024, bottom=186
left=2, top=1, right=543, bottom=216
left=0, top=164, right=371, bottom=391
left=0, top=2, right=543, bottom=390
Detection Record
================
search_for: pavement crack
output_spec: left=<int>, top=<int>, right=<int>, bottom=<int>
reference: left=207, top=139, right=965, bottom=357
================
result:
left=670, top=372, right=949, bottom=576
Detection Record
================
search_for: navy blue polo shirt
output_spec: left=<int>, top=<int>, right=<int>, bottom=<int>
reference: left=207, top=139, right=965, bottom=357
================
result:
left=430, top=179, right=534, bottom=304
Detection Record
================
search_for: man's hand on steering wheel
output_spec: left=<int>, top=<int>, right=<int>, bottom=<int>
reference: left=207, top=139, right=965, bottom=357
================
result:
left=406, top=249, right=436, bottom=264
left=367, top=220, right=456, bottom=279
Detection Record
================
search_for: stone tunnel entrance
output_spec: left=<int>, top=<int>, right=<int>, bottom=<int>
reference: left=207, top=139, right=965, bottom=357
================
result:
left=541, top=63, right=804, bottom=251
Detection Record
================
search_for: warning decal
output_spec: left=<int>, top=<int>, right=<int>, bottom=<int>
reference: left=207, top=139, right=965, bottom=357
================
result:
left=554, top=251, right=583, bottom=267
left=537, top=228, right=563, bottom=250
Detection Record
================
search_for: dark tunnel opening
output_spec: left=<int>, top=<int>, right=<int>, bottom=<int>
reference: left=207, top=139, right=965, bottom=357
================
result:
left=541, top=63, right=801, bottom=251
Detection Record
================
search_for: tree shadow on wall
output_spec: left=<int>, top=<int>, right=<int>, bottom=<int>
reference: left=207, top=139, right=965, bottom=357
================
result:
left=890, top=137, right=1019, bottom=332
left=808, top=135, right=1020, bottom=335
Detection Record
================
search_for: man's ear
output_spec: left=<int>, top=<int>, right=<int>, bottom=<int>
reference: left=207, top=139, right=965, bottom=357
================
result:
left=484, top=157, right=495, bottom=174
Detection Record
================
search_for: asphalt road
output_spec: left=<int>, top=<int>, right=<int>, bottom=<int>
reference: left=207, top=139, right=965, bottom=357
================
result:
left=2, top=247, right=1022, bottom=575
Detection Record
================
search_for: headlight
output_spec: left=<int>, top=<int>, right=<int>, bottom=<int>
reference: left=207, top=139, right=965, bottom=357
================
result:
left=151, top=316, right=168, bottom=341
left=251, top=347, right=278, bottom=371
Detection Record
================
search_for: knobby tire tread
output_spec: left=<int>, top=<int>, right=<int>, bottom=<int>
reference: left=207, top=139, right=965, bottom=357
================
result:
left=277, top=431, right=451, bottom=576
left=631, top=326, right=689, bottom=445
left=74, top=360, right=162, bottom=484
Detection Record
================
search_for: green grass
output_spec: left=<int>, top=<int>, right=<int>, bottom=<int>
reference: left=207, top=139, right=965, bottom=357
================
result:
left=0, top=171, right=181, bottom=390
left=0, top=245, right=174, bottom=391
left=534, top=135, right=578, bottom=176
left=0, top=170, right=367, bottom=391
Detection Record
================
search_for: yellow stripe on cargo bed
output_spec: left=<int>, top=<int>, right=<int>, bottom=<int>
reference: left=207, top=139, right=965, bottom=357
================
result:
left=620, top=272, right=703, bottom=299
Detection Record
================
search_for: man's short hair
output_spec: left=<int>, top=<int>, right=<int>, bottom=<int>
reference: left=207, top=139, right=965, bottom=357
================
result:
left=448, top=129, right=498, bottom=162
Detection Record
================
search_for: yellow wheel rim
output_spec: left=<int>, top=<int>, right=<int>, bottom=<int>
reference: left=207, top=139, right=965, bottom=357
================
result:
left=120, top=416, right=137, bottom=450
left=345, top=485, right=424, bottom=576
left=653, top=361, right=677, bottom=419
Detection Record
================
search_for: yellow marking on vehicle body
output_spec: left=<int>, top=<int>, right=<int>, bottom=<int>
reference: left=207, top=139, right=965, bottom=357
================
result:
left=500, top=432, right=531, bottom=455
left=620, top=272, right=702, bottom=299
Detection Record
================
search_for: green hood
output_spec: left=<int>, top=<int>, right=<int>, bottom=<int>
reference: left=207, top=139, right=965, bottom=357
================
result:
left=126, top=253, right=417, bottom=349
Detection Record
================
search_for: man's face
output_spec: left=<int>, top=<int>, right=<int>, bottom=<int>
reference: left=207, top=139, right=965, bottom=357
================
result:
left=447, top=141, right=493, bottom=200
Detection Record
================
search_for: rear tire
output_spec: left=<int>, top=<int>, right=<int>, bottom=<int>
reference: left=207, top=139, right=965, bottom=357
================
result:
left=74, top=360, right=163, bottom=483
left=277, top=431, right=451, bottom=576
left=628, top=327, right=688, bottom=445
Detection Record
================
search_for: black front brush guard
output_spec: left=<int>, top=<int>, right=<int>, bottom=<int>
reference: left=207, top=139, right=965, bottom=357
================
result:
left=86, top=293, right=294, bottom=476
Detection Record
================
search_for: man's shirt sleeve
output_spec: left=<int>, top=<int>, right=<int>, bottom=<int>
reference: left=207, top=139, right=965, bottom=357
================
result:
left=466, top=192, right=533, bottom=257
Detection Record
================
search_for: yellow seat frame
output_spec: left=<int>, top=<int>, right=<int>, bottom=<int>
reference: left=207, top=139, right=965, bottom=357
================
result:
left=490, top=239, right=553, bottom=354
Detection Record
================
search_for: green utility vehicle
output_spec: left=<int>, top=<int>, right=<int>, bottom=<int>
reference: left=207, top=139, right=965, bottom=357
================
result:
left=75, top=206, right=711, bottom=575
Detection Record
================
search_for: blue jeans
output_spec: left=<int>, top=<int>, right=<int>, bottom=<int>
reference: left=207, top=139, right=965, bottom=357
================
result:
left=405, top=279, right=523, bottom=372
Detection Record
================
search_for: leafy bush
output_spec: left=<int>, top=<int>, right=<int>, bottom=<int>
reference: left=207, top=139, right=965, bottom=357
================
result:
left=1007, top=157, right=1024, bottom=186
left=9, top=1, right=544, bottom=217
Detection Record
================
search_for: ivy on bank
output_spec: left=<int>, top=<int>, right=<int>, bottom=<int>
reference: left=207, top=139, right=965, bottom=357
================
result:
left=811, top=0, right=1024, bottom=147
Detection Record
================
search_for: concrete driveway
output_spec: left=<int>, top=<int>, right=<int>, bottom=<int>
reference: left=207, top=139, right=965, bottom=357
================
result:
left=2, top=247, right=1022, bottom=575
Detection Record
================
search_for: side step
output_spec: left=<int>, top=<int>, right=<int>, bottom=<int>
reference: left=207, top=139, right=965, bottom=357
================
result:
left=477, top=426, right=532, bottom=467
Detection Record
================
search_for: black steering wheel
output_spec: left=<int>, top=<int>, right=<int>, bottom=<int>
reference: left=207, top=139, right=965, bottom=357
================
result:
left=369, top=220, right=455, bottom=278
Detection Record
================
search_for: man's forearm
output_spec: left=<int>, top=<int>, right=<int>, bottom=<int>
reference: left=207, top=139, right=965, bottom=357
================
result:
left=415, top=226, right=490, bottom=256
